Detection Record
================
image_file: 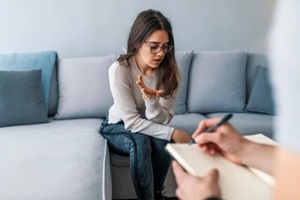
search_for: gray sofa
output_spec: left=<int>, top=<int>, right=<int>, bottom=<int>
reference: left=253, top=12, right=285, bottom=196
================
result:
left=0, top=49, right=275, bottom=199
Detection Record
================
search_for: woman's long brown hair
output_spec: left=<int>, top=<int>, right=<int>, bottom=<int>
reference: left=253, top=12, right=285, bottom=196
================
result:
left=117, top=9, right=180, bottom=99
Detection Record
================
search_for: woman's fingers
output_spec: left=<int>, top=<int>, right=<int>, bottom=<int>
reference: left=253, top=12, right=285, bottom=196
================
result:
left=136, top=74, right=146, bottom=89
left=136, top=74, right=164, bottom=98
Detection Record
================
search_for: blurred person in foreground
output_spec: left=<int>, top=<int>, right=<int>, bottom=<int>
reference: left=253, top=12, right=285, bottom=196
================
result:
left=172, top=1, right=300, bottom=199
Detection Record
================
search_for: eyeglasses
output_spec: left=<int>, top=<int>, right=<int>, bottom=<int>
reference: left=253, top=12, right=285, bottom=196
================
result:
left=144, top=41, right=173, bottom=54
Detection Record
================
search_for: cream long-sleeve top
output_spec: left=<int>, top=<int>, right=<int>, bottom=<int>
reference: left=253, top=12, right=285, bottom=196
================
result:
left=108, top=56, right=179, bottom=141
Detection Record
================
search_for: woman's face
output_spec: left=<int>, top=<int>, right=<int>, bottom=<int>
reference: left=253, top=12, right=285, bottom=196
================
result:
left=136, top=30, right=170, bottom=70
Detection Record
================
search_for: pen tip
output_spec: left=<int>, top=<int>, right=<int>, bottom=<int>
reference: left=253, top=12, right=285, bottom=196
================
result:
left=188, top=139, right=194, bottom=145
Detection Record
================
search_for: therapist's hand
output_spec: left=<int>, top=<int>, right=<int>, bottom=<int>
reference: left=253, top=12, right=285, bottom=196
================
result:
left=192, top=118, right=250, bottom=165
left=172, top=161, right=221, bottom=200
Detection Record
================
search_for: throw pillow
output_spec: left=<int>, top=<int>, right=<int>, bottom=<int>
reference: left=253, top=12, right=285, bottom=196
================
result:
left=246, top=66, right=275, bottom=115
left=174, top=50, right=194, bottom=114
left=187, top=49, right=248, bottom=113
left=54, top=55, right=116, bottom=119
left=0, top=69, right=48, bottom=127
left=0, top=51, right=58, bottom=111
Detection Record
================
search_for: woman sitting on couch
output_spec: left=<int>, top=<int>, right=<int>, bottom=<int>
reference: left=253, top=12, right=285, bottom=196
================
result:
left=99, top=9, right=191, bottom=200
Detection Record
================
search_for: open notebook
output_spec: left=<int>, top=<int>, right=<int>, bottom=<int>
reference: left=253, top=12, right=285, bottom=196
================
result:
left=165, top=134, right=277, bottom=200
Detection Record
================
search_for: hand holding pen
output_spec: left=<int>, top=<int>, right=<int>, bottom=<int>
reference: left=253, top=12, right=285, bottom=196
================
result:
left=189, top=114, right=250, bottom=165
left=189, top=113, right=233, bottom=145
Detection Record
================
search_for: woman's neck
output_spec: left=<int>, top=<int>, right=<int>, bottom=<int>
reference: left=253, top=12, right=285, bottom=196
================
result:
left=134, top=54, right=155, bottom=78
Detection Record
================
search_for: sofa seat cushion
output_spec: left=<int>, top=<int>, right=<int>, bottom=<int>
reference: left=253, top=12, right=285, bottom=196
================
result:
left=207, top=113, right=274, bottom=138
left=169, top=113, right=208, bottom=135
left=0, top=118, right=111, bottom=200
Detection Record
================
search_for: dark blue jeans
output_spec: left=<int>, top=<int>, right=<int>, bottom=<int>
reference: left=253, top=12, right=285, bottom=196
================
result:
left=100, top=118, right=171, bottom=200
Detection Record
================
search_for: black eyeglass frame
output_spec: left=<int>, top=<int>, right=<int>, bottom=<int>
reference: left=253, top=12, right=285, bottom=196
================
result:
left=144, top=41, right=174, bottom=54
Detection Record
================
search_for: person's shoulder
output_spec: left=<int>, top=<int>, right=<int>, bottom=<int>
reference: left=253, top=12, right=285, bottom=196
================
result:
left=109, top=60, right=131, bottom=78
left=110, top=60, right=129, bottom=71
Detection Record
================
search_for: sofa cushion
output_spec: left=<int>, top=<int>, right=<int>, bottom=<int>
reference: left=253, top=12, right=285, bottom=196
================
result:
left=0, top=51, right=58, bottom=111
left=246, top=66, right=275, bottom=115
left=0, top=118, right=111, bottom=200
left=0, top=69, right=48, bottom=127
left=55, top=55, right=116, bottom=120
left=168, top=113, right=207, bottom=135
left=174, top=50, right=193, bottom=114
left=245, top=53, right=268, bottom=100
left=207, top=113, right=274, bottom=138
left=187, top=49, right=248, bottom=113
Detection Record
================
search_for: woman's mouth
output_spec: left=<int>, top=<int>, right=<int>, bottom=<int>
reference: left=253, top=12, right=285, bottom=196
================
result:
left=153, top=59, right=162, bottom=64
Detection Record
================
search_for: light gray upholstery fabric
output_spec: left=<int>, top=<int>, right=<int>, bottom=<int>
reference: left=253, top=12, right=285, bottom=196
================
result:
left=55, top=55, right=116, bottom=119
left=246, top=66, right=275, bottom=115
left=187, top=49, right=248, bottom=113
left=174, top=50, right=194, bottom=114
left=168, top=113, right=207, bottom=135
left=0, top=118, right=111, bottom=200
left=0, top=69, right=48, bottom=127
left=207, top=113, right=274, bottom=138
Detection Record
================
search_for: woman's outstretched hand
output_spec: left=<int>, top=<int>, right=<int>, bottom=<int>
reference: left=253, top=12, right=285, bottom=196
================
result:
left=136, top=74, right=164, bottom=99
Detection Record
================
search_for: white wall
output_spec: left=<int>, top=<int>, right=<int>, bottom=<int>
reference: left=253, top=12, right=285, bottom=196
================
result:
left=0, top=0, right=275, bottom=58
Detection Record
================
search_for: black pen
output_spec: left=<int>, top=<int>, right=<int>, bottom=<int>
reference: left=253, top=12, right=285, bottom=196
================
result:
left=188, top=113, right=233, bottom=145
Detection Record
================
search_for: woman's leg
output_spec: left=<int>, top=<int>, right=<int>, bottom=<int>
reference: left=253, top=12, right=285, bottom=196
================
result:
left=151, top=137, right=171, bottom=194
left=100, top=119, right=154, bottom=200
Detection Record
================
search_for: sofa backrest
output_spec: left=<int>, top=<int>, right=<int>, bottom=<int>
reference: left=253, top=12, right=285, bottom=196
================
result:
left=50, top=55, right=116, bottom=119
left=187, top=49, right=249, bottom=114
left=185, top=50, right=273, bottom=114
left=48, top=50, right=273, bottom=118
left=48, top=51, right=196, bottom=117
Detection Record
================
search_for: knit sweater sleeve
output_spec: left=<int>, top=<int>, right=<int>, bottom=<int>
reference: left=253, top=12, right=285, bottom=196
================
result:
left=108, top=62, right=174, bottom=141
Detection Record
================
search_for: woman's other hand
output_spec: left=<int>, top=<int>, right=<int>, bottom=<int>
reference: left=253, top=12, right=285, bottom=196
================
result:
left=171, top=129, right=192, bottom=143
